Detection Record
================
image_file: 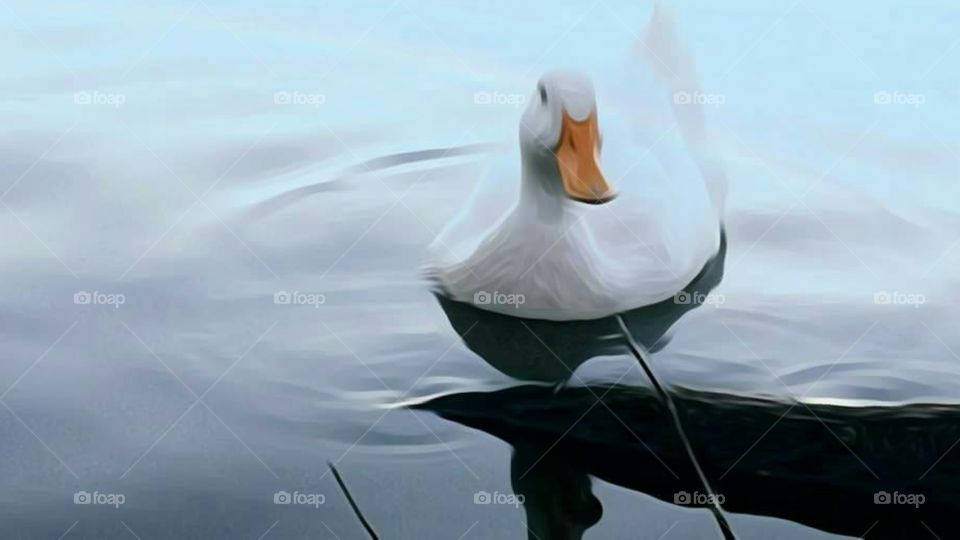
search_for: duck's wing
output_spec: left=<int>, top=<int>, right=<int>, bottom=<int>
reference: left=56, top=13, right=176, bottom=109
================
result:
left=578, top=3, right=724, bottom=304
left=424, top=150, right=519, bottom=275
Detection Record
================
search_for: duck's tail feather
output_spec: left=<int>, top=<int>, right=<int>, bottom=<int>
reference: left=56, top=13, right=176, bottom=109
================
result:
left=640, top=2, right=704, bottom=146
left=638, top=1, right=728, bottom=217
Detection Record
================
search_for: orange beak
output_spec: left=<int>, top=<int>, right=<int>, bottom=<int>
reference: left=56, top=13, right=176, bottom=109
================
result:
left=555, top=109, right=616, bottom=204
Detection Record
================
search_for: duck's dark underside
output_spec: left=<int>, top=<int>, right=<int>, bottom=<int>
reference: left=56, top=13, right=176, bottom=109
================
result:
left=415, top=385, right=960, bottom=539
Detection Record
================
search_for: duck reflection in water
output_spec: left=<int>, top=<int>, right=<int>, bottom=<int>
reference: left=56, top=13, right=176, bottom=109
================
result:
left=427, top=235, right=727, bottom=539
left=434, top=233, right=726, bottom=384
left=419, top=382, right=960, bottom=539
left=511, top=443, right=602, bottom=540
left=423, top=234, right=960, bottom=538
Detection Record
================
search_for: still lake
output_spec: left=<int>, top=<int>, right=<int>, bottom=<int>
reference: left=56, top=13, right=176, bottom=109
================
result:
left=2, top=1, right=959, bottom=538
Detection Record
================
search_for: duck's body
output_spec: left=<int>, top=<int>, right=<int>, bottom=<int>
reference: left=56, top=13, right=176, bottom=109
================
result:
left=426, top=7, right=725, bottom=321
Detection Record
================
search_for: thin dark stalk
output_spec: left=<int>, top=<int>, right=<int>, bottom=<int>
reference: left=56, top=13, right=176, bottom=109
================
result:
left=616, top=315, right=737, bottom=540
left=328, top=461, right=379, bottom=539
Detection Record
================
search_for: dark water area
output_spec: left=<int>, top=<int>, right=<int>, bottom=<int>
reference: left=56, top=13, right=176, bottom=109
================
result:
left=418, top=385, right=960, bottom=539
left=420, top=234, right=957, bottom=538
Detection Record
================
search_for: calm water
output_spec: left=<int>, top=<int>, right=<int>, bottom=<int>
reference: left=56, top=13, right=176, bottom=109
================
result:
left=2, top=1, right=959, bottom=538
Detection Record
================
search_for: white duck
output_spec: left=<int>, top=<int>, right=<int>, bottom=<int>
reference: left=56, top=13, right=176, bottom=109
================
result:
left=425, top=6, right=726, bottom=321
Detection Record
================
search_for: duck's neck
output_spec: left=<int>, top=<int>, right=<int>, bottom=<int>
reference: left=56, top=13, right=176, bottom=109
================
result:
left=519, top=153, right=569, bottom=223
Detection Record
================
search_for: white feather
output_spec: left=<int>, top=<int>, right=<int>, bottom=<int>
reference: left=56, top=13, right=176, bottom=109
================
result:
left=425, top=5, right=725, bottom=321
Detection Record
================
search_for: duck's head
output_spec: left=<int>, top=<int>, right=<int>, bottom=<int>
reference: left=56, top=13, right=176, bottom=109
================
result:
left=519, top=70, right=616, bottom=205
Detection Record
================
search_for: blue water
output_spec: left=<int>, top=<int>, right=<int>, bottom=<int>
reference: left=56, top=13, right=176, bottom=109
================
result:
left=2, top=0, right=959, bottom=538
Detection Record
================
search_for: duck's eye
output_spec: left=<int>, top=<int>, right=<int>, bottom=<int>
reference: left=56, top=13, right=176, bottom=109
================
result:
left=538, top=85, right=548, bottom=104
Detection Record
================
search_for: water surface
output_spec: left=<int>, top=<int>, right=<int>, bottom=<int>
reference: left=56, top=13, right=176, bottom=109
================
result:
left=2, top=1, right=959, bottom=538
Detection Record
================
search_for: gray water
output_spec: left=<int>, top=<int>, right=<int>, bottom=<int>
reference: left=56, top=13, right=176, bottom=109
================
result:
left=2, top=1, right=959, bottom=538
